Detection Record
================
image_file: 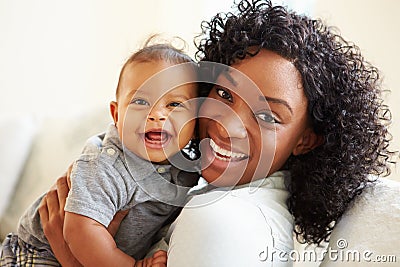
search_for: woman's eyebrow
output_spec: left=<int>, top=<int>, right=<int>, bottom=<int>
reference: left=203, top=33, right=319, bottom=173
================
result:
left=259, top=96, right=293, bottom=115
left=223, top=71, right=293, bottom=114
left=222, top=71, right=238, bottom=86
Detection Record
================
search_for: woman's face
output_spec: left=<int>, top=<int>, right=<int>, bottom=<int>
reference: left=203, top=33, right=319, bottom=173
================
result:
left=199, top=49, right=317, bottom=186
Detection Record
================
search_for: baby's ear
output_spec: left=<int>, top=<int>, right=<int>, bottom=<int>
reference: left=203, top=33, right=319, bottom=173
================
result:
left=292, top=128, right=324, bottom=156
left=110, top=101, right=118, bottom=125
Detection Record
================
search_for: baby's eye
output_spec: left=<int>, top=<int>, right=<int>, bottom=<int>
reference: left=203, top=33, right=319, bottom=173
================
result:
left=216, top=87, right=232, bottom=102
left=131, top=98, right=149, bottom=106
left=256, top=112, right=279, bottom=124
left=168, top=102, right=184, bottom=108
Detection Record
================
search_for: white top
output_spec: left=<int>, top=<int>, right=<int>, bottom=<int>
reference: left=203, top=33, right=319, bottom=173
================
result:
left=166, top=171, right=294, bottom=267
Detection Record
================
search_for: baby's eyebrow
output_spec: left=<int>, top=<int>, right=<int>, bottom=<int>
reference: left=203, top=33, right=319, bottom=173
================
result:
left=128, top=88, right=148, bottom=97
left=166, top=93, right=191, bottom=100
left=259, top=96, right=293, bottom=115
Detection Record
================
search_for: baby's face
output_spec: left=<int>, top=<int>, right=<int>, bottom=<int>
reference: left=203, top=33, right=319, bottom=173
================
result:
left=112, top=60, right=198, bottom=163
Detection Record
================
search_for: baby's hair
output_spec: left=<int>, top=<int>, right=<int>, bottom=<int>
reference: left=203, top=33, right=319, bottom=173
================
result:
left=115, top=35, right=195, bottom=99
left=196, top=0, right=394, bottom=244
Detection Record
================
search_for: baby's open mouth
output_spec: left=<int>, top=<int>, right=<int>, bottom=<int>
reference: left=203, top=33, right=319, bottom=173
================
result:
left=145, top=131, right=171, bottom=144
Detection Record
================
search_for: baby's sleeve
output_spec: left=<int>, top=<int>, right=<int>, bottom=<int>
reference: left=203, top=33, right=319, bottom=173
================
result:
left=64, top=155, right=126, bottom=227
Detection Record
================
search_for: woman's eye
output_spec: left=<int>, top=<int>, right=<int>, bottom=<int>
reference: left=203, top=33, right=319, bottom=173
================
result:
left=216, top=87, right=232, bottom=101
left=256, top=112, right=278, bottom=124
left=131, top=98, right=149, bottom=106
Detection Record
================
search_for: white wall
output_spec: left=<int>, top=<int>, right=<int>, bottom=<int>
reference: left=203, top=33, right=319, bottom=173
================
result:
left=313, top=0, right=400, bottom=181
left=0, top=0, right=232, bottom=119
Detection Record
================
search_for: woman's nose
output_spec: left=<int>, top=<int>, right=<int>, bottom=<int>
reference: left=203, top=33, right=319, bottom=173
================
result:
left=215, top=110, right=248, bottom=139
left=200, top=98, right=248, bottom=139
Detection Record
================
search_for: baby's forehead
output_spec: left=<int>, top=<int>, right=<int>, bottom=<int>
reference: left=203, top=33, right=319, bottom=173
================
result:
left=132, top=82, right=198, bottom=100
left=125, top=59, right=196, bottom=74
left=124, top=60, right=197, bottom=82
left=121, top=60, right=197, bottom=95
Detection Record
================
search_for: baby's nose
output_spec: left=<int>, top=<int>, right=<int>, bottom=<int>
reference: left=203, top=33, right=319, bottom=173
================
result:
left=147, top=108, right=167, bottom=121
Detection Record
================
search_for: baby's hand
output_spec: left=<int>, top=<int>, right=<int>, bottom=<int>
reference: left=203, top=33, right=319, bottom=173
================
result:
left=135, top=250, right=167, bottom=267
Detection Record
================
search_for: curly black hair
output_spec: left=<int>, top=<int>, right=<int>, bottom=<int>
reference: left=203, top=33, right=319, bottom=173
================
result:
left=195, top=0, right=393, bottom=244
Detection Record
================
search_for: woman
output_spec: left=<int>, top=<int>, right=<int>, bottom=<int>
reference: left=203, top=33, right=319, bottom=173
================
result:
left=40, top=0, right=397, bottom=266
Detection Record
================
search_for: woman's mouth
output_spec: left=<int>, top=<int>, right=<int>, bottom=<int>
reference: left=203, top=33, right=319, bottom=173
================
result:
left=209, top=139, right=248, bottom=162
left=199, top=137, right=249, bottom=180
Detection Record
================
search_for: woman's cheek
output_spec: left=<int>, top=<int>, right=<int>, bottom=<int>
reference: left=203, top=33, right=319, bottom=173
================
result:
left=198, top=96, right=221, bottom=118
left=252, top=129, right=276, bottom=178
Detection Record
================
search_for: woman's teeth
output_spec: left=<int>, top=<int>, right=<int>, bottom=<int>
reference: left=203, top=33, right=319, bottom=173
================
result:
left=209, top=139, right=247, bottom=161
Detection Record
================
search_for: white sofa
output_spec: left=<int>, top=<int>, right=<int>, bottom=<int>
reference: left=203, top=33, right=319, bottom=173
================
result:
left=0, top=107, right=111, bottom=238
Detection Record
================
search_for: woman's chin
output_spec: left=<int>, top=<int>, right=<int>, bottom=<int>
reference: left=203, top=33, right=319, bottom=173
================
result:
left=201, top=165, right=245, bottom=187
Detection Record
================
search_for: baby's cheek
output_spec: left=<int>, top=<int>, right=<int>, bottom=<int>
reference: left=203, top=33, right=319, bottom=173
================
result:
left=177, top=121, right=196, bottom=147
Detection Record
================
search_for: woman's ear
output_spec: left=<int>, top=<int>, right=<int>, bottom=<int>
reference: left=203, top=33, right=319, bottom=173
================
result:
left=110, top=101, right=118, bottom=125
left=292, top=128, right=324, bottom=156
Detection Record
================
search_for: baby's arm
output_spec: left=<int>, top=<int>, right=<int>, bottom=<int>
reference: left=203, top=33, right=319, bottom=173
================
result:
left=41, top=172, right=165, bottom=267
left=64, top=211, right=136, bottom=267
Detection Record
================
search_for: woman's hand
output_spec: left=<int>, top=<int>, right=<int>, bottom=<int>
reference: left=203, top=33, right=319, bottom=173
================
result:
left=39, top=173, right=82, bottom=267
left=135, top=250, right=167, bottom=267
left=39, top=176, right=69, bottom=241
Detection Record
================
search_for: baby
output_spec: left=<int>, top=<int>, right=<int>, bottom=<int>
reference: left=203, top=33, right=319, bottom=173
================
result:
left=1, top=39, right=200, bottom=267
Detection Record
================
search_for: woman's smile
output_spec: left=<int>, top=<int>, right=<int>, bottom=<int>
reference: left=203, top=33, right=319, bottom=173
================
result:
left=200, top=137, right=249, bottom=179
left=209, top=138, right=248, bottom=161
